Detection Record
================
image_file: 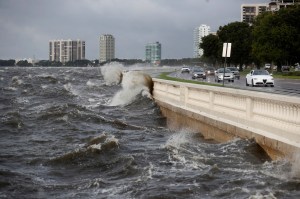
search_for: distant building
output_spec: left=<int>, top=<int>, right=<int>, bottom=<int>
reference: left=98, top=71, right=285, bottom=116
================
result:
left=15, top=58, right=35, bottom=64
left=269, top=0, right=298, bottom=11
left=193, top=24, right=210, bottom=58
left=241, top=4, right=268, bottom=24
left=241, top=0, right=299, bottom=25
left=49, top=39, right=85, bottom=63
left=99, top=34, right=115, bottom=63
left=145, top=42, right=161, bottom=65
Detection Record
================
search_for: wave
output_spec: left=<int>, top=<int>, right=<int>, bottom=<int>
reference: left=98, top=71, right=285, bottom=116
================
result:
left=63, top=82, right=79, bottom=96
left=109, top=70, right=153, bottom=106
left=1, top=111, right=23, bottom=129
left=48, top=132, right=119, bottom=165
left=36, top=73, right=58, bottom=84
left=100, top=62, right=154, bottom=106
left=11, top=76, right=24, bottom=85
left=100, top=62, right=123, bottom=86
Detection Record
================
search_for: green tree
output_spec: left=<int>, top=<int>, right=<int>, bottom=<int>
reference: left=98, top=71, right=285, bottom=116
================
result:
left=217, top=22, right=253, bottom=67
left=0, top=59, right=15, bottom=66
left=16, top=60, right=32, bottom=67
left=200, top=34, right=220, bottom=66
left=252, top=6, right=300, bottom=70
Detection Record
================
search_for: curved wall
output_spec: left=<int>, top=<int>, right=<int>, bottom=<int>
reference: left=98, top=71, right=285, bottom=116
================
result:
left=152, top=78, right=300, bottom=161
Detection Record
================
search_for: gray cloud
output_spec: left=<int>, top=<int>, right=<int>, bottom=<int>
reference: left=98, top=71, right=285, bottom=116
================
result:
left=0, top=0, right=269, bottom=60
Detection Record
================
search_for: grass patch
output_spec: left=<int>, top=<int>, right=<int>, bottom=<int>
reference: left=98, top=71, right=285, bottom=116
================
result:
left=272, top=71, right=300, bottom=79
left=157, top=72, right=221, bottom=86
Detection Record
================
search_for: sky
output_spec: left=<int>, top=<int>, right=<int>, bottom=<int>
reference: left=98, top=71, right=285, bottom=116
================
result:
left=0, top=0, right=269, bottom=60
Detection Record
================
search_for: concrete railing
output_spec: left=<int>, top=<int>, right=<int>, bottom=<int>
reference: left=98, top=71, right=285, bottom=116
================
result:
left=152, top=78, right=300, bottom=159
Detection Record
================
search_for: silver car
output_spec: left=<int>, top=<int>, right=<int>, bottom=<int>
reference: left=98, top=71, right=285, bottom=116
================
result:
left=226, top=67, right=240, bottom=79
left=192, top=68, right=206, bottom=79
left=215, top=68, right=234, bottom=82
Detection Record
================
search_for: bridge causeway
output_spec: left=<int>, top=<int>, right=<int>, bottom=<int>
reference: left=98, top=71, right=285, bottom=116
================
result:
left=152, top=78, right=300, bottom=161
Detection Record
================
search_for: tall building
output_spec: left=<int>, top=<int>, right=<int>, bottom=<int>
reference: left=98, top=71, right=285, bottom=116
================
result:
left=145, top=42, right=161, bottom=65
left=241, top=4, right=268, bottom=24
left=241, top=0, right=299, bottom=25
left=99, top=34, right=115, bottom=63
left=49, top=39, right=85, bottom=63
left=269, top=0, right=298, bottom=11
left=193, top=24, right=210, bottom=58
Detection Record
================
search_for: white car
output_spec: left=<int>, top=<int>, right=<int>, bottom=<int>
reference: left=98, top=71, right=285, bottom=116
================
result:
left=246, top=70, right=274, bottom=87
left=181, top=67, right=191, bottom=73
left=215, top=68, right=234, bottom=82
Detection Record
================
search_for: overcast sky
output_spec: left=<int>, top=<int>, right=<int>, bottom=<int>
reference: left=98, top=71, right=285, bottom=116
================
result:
left=0, top=0, right=269, bottom=60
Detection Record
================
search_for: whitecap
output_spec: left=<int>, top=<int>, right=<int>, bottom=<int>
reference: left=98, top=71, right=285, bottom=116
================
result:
left=100, top=62, right=123, bottom=85
left=109, top=70, right=153, bottom=106
left=63, top=83, right=79, bottom=96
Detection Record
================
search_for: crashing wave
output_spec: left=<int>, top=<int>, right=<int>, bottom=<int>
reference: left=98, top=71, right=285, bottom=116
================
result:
left=100, top=62, right=154, bottom=106
left=109, top=70, right=153, bottom=106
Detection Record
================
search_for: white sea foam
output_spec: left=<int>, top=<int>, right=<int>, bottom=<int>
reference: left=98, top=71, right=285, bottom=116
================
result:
left=63, top=83, right=79, bottom=96
left=5, top=87, right=17, bottom=91
left=101, top=62, right=123, bottom=85
left=248, top=191, right=277, bottom=199
left=165, top=131, right=191, bottom=149
left=11, top=76, right=23, bottom=85
left=109, top=70, right=153, bottom=106
left=86, top=80, right=96, bottom=87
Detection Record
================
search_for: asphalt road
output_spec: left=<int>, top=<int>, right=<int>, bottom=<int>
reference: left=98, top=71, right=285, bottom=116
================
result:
left=171, top=71, right=300, bottom=97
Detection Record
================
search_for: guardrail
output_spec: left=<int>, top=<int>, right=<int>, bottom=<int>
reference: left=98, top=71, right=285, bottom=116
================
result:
left=152, top=78, right=300, bottom=160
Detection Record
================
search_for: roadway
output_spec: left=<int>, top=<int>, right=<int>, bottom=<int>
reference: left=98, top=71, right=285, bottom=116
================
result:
left=170, top=71, right=300, bottom=97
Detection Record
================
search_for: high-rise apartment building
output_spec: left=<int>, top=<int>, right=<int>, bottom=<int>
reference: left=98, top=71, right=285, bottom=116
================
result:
left=241, top=0, right=299, bottom=24
left=145, top=42, right=161, bottom=65
left=269, top=0, right=298, bottom=11
left=49, top=39, right=85, bottom=63
left=193, top=24, right=210, bottom=58
left=99, top=34, right=115, bottom=63
left=241, top=4, right=268, bottom=24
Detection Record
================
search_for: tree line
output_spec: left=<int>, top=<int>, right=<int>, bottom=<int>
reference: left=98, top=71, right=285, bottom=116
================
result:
left=200, top=5, right=300, bottom=71
left=0, top=58, right=205, bottom=67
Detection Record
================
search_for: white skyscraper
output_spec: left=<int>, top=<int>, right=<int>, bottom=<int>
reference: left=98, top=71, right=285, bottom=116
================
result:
left=193, top=24, right=210, bottom=58
left=99, top=34, right=115, bottom=63
left=49, top=39, right=85, bottom=63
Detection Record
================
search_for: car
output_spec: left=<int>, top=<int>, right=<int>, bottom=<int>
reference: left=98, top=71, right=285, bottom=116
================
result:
left=246, top=70, right=274, bottom=87
left=264, top=63, right=271, bottom=69
left=181, top=66, right=191, bottom=73
left=214, top=68, right=234, bottom=82
left=281, top=65, right=290, bottom=72
left=295, top=66, right=300, bottom=71
left=192, top=67, right=206, bottom=79
left=226, top=67, right=240, bottom=79
left=205, top=67, right=216, bottom=75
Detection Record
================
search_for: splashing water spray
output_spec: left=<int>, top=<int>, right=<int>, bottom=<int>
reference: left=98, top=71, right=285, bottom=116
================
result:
left=100, top=62, right=153, bottom=106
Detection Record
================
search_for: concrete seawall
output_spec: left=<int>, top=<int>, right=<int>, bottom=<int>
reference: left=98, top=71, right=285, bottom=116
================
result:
left=152, top=78, right=300, bottom=161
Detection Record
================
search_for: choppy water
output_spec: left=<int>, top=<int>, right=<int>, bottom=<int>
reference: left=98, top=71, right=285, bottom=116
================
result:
left=0, top=64, right=300, bottom=199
